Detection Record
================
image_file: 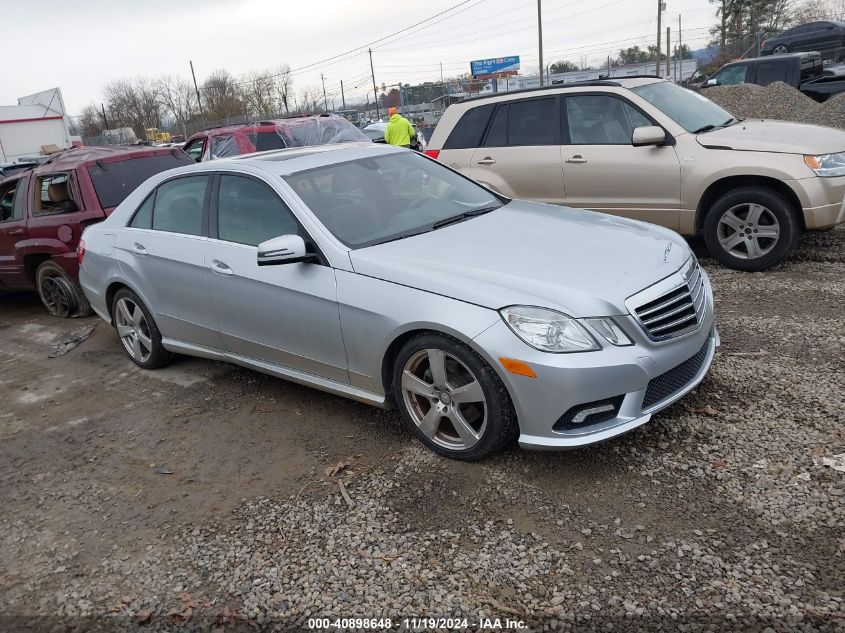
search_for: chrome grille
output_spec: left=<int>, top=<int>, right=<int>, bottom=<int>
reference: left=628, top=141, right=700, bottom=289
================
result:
left=630, top=260, right=706, bottom=341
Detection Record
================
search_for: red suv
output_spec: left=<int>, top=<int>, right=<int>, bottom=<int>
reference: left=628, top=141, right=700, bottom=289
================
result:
left=0, top=146, right=193, bottom=316
left=183, top=114, right=368, bottom=161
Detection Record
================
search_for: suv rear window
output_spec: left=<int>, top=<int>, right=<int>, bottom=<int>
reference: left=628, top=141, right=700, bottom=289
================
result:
left=249, top=131, right=288, bottom=152
left=443, top=104, right=495, bottom=149
left=88, top=153, right=194, bottom=209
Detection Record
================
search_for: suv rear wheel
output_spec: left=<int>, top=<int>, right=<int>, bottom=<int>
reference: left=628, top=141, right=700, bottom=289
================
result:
left=703, top=186, right=800, bottom=272
left=36, top=260, right=91, bottom=318
left=392, top=333, right=516, bottom=461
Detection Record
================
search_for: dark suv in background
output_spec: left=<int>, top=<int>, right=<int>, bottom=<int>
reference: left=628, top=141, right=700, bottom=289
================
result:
left=183, top=114, right=368, bottom=161
left=0, top=146, right=193, bottom=316
left=761, top=20, right=845, bottom=60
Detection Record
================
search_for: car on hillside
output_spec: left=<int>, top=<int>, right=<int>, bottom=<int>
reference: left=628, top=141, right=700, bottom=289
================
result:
left=700, top=52, right=845, bottom=102
left=0, top=146, right=193, bottom=316
left=761, top=20, right=845, bottom=60
left=78, top=143, right=717, bottom=461
left=425, top=77, right=845, bottom=271
left=183, top=115, right=369, bottom=161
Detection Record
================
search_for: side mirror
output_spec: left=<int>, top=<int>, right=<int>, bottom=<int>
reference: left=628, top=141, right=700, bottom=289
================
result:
left=704, top=78, right=719, bottom=87
left=632, top=125, right=667, bottom=147
left=257, top=234, right=315, bottom=266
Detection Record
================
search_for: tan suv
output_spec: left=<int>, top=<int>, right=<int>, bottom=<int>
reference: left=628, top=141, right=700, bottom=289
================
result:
left=426, top=77, right=845, bottom=271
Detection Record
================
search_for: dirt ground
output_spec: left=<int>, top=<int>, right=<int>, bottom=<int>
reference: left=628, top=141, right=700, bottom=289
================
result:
left=0, top=228, right=843, bottom=632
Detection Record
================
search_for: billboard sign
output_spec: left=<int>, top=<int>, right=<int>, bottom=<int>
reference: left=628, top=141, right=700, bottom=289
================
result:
left=470, top=56, right=520, bottom=77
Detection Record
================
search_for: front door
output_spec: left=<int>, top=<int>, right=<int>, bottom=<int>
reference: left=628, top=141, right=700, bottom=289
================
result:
left=119, top=174, right=221, bottom=348
left=205, top=174, right=348, bottom=383
left=469, top=97, right=565, bottom=204
left=561, top=94, right=682, bottom=230
left=0, top=175, right=30, bottom=288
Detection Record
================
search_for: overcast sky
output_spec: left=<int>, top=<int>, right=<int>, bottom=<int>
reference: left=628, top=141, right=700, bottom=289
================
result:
left=1, top=0, right=717, bottom=114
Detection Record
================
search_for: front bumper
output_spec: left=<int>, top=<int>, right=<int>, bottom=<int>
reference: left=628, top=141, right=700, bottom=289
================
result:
left=471, top=276, right=718, bottom=450
left=791, top=174, right=845, bottom=229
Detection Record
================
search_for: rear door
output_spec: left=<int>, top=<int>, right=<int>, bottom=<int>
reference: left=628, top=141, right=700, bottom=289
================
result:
left=436, top=104, right=495, bottom=175
left=119, top=174, right=221, bottom=348
left=0, top=175, right=29, bottom=288
left=469, top=96, right=565, bottom=204
left=561, top=93, right=682, bottom=230
left=205, top=173, right=348, bottom=382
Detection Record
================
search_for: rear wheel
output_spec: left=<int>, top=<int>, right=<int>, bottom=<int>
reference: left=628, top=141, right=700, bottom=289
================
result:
left=36, top=260, right=91, bottom=318
left=392, top=333, right=516, bottom=461
left=111, top=288, right=172, bottom=369
left=772, top=44, right=789, bottom=54
left=703, top=187, right=800, bottom=272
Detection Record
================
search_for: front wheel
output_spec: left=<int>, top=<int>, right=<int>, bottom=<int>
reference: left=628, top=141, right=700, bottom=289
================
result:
left=703, top=187, right=800, bottom=272
left=392, top=333, right=517, bottom=461
left=772, top=44, right=789, bottom=54
left=36, top=260, right=91, bottom=318
left=111, top=288, right=172, bottom=369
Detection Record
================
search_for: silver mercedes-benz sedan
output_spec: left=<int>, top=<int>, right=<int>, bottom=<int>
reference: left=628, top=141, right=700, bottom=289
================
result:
left=78, top=143, right=717, bottom=460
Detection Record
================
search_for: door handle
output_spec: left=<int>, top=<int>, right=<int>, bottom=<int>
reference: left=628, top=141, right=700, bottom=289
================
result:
left=565, top=155, right=588, bottom=164
left=476, top=157, right=496, bottom=165
left=9, top=228, right=24, bottom=236
left=210, top=259, right=234, bottom=276
left=132, top=242, right=147, bottom=255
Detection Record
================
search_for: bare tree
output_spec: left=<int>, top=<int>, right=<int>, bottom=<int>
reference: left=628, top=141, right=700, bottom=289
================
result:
left=271, top=64, right=293, bottom=115
left=241, top=71, right=276, bottom=119
left=793, top=0, right=845, bottom=20
left=77, top=104, right=105, bottom=137
left=201, top=69, right=244, bottom=120
left=104, top=78, right=163, bottom=138
left=297, top=86, right=323, bottom=114
left=158, top=74, right=198, bottom=131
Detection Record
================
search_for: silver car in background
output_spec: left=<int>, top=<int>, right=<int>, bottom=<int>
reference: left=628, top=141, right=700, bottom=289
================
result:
left=78, top=144, right=717, bottom=460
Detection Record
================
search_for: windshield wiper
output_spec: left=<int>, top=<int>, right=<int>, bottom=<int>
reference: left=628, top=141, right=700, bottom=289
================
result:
left=431, top=205, right=499, bottom=230
left=694, top=117, right=741, bottom=134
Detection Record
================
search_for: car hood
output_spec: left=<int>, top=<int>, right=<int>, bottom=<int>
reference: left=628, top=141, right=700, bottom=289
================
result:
left=696, top=119, right=845, bottom=154
left=349, top=201, right=691, bottom=317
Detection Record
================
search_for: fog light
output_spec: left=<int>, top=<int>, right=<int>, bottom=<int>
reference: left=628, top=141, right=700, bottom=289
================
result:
left=554, top=395, right=624, bottom=432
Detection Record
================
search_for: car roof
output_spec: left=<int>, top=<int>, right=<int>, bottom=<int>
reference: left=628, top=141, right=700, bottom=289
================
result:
left=3, top=145, right=182, bottom=177
left=458, top=76, right=665, bottom=105
left=189, top=115, right=348, bottom=140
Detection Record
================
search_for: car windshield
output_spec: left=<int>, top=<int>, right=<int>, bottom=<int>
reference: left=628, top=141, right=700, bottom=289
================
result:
left=632, top=81, right=735, bottom=133
left=283, top=151, right=503, bottom=249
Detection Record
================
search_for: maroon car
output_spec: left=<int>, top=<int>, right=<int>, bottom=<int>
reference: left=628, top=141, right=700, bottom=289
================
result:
left=0, top=146, right=193, bottom=316
left=182, top=114, right=368, bottom=161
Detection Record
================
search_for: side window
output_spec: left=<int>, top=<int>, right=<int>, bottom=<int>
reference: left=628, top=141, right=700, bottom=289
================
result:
left=508, top=98, right=558, bottom=145
left=0, top=179, right=18, bottom=222
left=184, top=138, right=206, bottom=162
left=623, top=102, right=652, bottom=129
left=33, top=173, right=77, bottom=215
left=217, top=175, right=299, bottom=246
left=442, top=104, right=494, bottom=149
left=566, top=95, right=639, bottom=145
left=757, top=62, right=788, bottom=85
left=483, top=105, right=508, bottom=147
left=129, top=192, right=154, bottom=229
left=151, top=176, right=207, bottom=236
left=713, top=65, right=747, bottom=85
left=210, top=135, right=240, bottom=159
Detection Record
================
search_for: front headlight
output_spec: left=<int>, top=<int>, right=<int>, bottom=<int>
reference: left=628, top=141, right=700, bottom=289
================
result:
left=500, top=306, right=599, bottom=353
left=804, top=152, right=845, bottom=177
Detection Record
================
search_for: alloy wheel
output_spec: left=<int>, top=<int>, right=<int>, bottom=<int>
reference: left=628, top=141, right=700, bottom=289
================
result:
left=40, top=275, right=77, bottom=317
left=773, top=44, right=788, bottom=54
left=401, top=348, right=487, bottom=451
left=717, top=203, right=781, bottom=260
left=115, top=297, right=153, bottom=363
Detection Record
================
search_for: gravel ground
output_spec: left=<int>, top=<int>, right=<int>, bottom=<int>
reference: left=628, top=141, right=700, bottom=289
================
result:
left=0, top=227, right=843, bottom=632
left=702, top=81, right=845, bottom=129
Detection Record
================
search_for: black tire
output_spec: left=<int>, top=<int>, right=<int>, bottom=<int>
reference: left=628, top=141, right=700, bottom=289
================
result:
left=391, top=332, right=517, bottom=461
left=36, top=260, right=92, bottom=318
left=702, top=186, right=800, bottom=272
left=110, top=288, right=172, bottom=370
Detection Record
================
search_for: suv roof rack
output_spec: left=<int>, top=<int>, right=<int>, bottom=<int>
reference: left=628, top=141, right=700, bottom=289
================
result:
left=460, top=75, right=667, bottom=103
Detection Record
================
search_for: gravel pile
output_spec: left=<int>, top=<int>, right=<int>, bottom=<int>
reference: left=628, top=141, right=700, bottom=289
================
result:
left=703, top=81, right=845, bottom=129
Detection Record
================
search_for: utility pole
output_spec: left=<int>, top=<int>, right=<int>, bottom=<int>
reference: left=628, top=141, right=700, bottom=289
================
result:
left=537, top=0, right=544, bottom=86
left=666, top=26, right=671, bottom=77
left=607, top=53, right=611, bottom=77
left=320, top=73, right=328, bottom=112
left=340, top=80, right=346, bottom=110
left=656, top=0, right=663, bottom=76
left=440, top=62, right=443, bottom=84
left=678, top=14, right=682, bottom=81
left=100, top=103, right=108, bottom=131
left=369, top=48, right=380, bottom=120
left=189, top=60, right=202, bottom=113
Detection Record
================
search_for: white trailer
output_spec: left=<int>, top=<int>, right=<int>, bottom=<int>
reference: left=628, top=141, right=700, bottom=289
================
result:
left=0, top=87, right=72, bottom=163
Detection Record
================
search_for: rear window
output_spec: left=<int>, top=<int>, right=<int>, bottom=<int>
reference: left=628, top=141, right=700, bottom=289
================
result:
left=88, top=153, right=194, bottom=208
left=443, top=104, right=495, bottom=149
left=250, top=131, right=288, bottom=152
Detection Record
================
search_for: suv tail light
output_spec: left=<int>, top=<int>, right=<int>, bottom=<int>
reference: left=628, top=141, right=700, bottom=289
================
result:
left=77, top=240, right=86, bottom=266
left=424, top=149, right=440, bottom=160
